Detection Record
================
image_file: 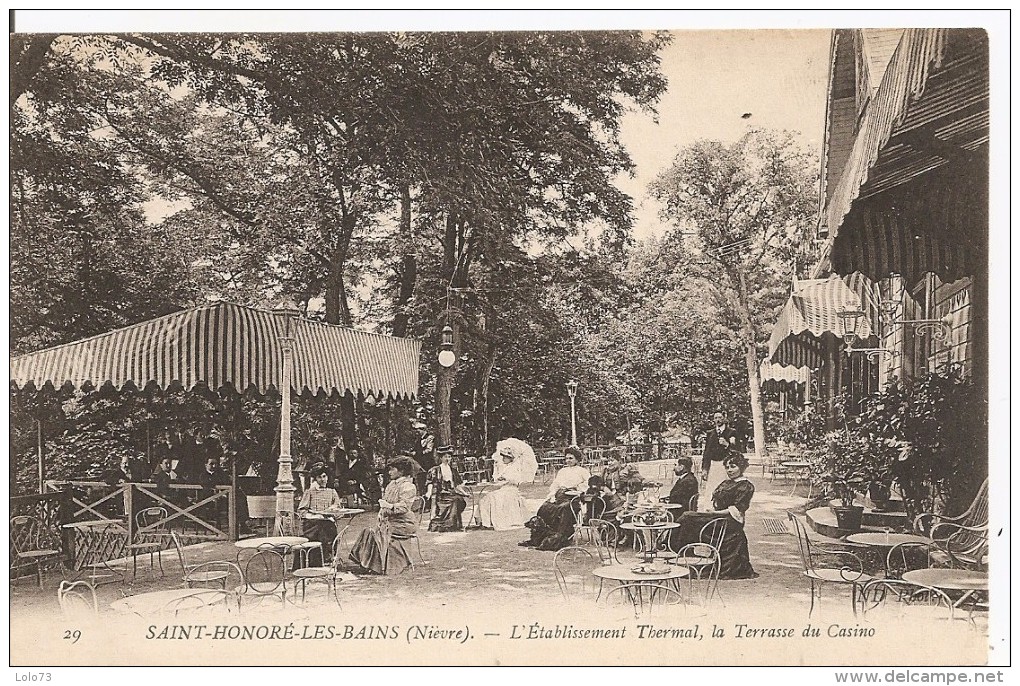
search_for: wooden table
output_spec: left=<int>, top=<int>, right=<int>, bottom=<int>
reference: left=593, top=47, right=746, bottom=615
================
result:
left=111, top=588, right=225, bottom=616
left=621, top=521, right=681, bottom=563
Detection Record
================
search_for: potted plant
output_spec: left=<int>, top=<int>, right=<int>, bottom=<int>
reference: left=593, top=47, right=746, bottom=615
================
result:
left=812, top=430, right=872, bottom=531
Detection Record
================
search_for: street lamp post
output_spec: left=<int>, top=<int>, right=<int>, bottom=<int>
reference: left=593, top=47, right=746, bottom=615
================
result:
left=274, top=304, right=301, bottom=536
left=566, top=380, right=578, bottom=447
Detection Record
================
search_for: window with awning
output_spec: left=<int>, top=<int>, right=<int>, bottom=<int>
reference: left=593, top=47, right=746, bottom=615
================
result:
left=767, top=275, right=874, bottom=369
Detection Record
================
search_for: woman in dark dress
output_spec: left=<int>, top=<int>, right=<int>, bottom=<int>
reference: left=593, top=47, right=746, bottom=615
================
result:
left=425, top=449, right=467, bottom=532
left=671, top=453, right=757, bottom=579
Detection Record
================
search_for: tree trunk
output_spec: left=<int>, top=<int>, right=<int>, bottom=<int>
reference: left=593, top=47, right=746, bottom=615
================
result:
left=479, top=342, right=497, bottom=453
left=392, top=184, right=416, bottom=338
left=744, top=340, right=766, bottom=463
left=323, top=255, right=357, bottom=453
left=736, top=270, right=765, bottom=465
left=435, top=214, right=459, bottom=447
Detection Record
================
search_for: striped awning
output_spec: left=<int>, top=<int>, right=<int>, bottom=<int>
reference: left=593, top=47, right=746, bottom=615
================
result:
left=759, top=360, right=810, bottom=386
left=829, top=162, right=986, bottom=285
left=10, top=302, right=422, bottom=399
left=817, top=29, right=987, bottom=285
left=767, top=275, right=870, bottom=368
left=820, top=29, right=949, bottom=239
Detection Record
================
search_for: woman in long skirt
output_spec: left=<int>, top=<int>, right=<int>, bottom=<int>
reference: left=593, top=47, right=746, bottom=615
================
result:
left=670, top=453, right=757, bottom=579
left=425, top=448, right=468, bottom=532
left=348, top=458, right=419, bottom=575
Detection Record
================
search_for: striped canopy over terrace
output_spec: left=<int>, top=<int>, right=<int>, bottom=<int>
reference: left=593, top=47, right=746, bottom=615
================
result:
left=10, top=302, right=421, bottom=399
left=767, top=275, right=871, bottom=369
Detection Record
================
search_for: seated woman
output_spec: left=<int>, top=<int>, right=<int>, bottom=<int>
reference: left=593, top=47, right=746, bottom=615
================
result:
left=601, top=455, right=624, bottom=493
left=297, top=466, right=344, bottom=566
left=425, top=448, right=468, bottom=532
left=523, top=447, right=591, bottom=550
left=669, top=453, right=757, bottom=579
left=348, top=458, right=419, bottom=575
left=479, top=438, right=537, bottom=531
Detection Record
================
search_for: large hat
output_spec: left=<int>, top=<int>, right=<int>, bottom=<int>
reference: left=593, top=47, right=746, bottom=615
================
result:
left=436, top=444, right=454, bottom=454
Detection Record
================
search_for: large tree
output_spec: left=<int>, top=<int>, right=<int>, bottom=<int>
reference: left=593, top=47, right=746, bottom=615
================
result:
left=650, top=129, right=817, bottom=463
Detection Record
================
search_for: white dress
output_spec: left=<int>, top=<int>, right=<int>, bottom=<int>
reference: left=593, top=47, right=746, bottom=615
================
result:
left=480, top=458, right=529, bottom=530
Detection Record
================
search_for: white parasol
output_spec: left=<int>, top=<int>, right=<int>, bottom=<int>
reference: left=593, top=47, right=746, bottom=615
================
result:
left=493, top=437, right=538, bottom=483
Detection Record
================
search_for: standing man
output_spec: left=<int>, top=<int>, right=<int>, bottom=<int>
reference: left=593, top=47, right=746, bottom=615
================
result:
left=700, top=411, right=741, bottom=491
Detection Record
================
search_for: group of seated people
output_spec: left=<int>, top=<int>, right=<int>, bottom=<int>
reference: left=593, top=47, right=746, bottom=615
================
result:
left=286, top=455, right=422, bottom=575
left=518, top=446, right=757, bottom=580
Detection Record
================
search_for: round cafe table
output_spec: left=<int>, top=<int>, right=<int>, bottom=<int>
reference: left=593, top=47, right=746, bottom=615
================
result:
left=902, top=568, right=987, bottom=607
left=592, top=563, right=690, bottom=584
left=592, top=563, right=690, bottom=601
left=846, top=532, right=933, bottom=548
left=620, top=521, right=680, bottom=563
left=846, top=532, right=933, bottom=576
left=902, top=568, right=987, bottom=591
left=462, top=482, right=492, bottom=529
left=234, top=535, right=308, bottom=549
left=781, top=461, right=813, bottom=497
left=234, top=535, right=307, bottom=567
left=111, top=588, right=220, bottom=616
left=304, top=509, right=366, bottom=560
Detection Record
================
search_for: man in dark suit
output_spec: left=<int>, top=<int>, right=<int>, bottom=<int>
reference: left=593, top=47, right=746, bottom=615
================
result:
left=700, top=411, right=741, bottom=485
left=666, top=456, right=699, bottom=513
left=335, top=447, right=379, bottom=506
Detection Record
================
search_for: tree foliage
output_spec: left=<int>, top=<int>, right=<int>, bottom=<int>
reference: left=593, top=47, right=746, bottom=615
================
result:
left=649, top=130, right=818, bottom=457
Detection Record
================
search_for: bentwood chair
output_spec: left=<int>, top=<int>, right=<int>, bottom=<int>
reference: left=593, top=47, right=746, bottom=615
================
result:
left=571, top=495, right=606, bottom=545
left=125, top=507, right=169, bottom=579
left=238, top=548, right=289, bottom=609
left=10, top=515, right=64, bottom=589
left=930, top=522, right=989, bottom=571
left=291, top=535, right=344, bottom=606
left=589, top=519, right=621, bottom=566
left=170, top=531, right=236, bottom=589
left=788, top=512, right=874, bottom=617
left=553, top=546, right=598, bottom=601
left=57, top=580, right=98, bottom=618
left=884, top=541, right=934, bottom=579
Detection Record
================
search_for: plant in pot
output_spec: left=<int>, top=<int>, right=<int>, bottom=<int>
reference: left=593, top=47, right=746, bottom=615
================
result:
left=813, top=430, right=872, bottom=531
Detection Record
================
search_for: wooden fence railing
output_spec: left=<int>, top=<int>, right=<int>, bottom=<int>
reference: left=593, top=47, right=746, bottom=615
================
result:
left=41, top=480, right=237, bottom=569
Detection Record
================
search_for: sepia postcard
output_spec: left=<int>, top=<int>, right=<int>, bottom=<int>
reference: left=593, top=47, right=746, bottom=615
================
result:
left=7, top=10, right=1008, bottom=677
